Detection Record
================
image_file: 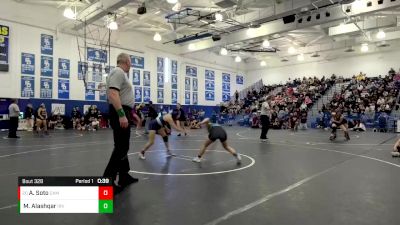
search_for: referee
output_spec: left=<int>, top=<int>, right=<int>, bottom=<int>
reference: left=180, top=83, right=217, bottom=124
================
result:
left=103, top=53, right=138, bottom=191
left=260, top=96, right=271, bottom=142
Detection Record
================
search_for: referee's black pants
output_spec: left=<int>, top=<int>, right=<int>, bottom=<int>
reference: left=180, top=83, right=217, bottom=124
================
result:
left=260, top=115, right=270, bottom=140
left=8, top=117, right=19, bottom=138
left=103, top=105, right=132, bottom=182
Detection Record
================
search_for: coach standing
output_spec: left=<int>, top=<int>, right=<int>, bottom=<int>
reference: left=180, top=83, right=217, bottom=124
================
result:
left=260, top=96, right=271, bottom=142
left=8, top=99, right=20, bottom=138
left=103, top=53, right=138, bottom=190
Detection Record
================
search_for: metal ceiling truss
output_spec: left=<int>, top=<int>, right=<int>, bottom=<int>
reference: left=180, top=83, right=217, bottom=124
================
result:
left=182, top=0, right=400, bottom=54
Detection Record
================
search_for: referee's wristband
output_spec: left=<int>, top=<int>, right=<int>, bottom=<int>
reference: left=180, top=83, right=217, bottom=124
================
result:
left=117, top=108, right=126, bottom=118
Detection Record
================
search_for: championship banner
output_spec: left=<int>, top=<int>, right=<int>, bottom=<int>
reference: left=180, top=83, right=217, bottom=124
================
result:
left=85, top=82, right=95, bottom=101
left=205, top=91, right=214, bottom=101
left=185, top=77, right=190, bottom=91
left=99, top=90, right=107, bottom=101
left=132, top=69, right=140, bottom=86
left=143, top=71, right=150, bottom=87
left=171, top=90, right=177, bottom=104
left=171, top=60, right=177, bottom=74
left=222, top=92, right=230, bottom=102
left=157, top=89, right=164, bottom=103
left=21, top=76, right=35, bottom=98
left=185, top=91, right=190, bottom=105
left=78, top=61, right=88, bottom=80
left=193, top=92, right=198, bottom=105
left=222, top=73, right=231, bottom=83
left=40, top=77, right=52, bottom=99
left=41, top=34, right=53, bottom=55
left=205, top=80, right=215, bottom=91
left=21, top=53, right=35, bottom=75
left=222, top=82, right=231, bottom=92
left=87, top=47, right=107, bottom=63
left=186, top=66, right=197, bottom=77
left=134, top=86, right=142, bottom=103
left=41, top=55, right=53, bottom=77
left=58, top=58, right=70, bottom=79
left=157, top=73, right=164, bottom=88
left=92, top=63, right=102, bottom=82
left=205, top=69, right=215, bottom=80
left=130, top=55, right=144, bottom=69
left=143, top=87, right=150, bottom=103
left=171, top=75, right=177, bottom=90
left=157, top=57, right=164, bottom=73
left=0, top=25, right=10, bottom=71
left=193, top=78, right=198, bottom=92
left=236, top=75, right=244, bottom=85
left=58, top=79, right=69, bottom=99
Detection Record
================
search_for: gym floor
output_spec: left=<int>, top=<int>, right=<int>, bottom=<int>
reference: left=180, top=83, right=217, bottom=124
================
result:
left=0, top=127, right=399, bottom=225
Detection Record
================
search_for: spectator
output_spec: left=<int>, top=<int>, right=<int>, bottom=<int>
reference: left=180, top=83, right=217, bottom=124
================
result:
left=24, top=103, right=34, bottom=131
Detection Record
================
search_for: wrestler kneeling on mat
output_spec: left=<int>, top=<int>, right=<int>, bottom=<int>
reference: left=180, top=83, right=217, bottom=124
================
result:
left=192, top=118, right=242, bottom=164
left=139, top=110, right=184, bottom=159
left=330, top=111, right=350, bottom=141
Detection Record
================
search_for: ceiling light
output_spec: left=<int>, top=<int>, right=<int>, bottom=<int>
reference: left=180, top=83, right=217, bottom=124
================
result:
left=246, top=28, right=257, bottom=37
left=153, top=32, right=162, bottom=42
left=220, top=47, right=228, bottom=55
left=361, top=43, right=369, bottom=52
left=376, top=30, right=386, bottom=39
left=288, top=46, right=296, bottom=54
left=262, top=40, right=270, bottom=48
left=154, top=10, right=161, bottom=15
left=167, top=0, right=178, bottom=4
left=188, top=43, right=196, bottom=51
left=260, top=61, right=267, bottom=67
left=107, top=21, right=118, bottom=30
left=235, top=56, right=242, bottom=62
left=297, top=54, right=305, bottom=61
left=63, top=7, right=76, bottom=20
left=215, top=12, right=223, bottom=22
left=353, top=0, right=364, bottom=9
left=172, top=2, right=181, bottom=11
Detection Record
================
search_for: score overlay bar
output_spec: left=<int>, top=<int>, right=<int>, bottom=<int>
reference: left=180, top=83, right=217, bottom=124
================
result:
left=18, top=177, right=113, bottom=213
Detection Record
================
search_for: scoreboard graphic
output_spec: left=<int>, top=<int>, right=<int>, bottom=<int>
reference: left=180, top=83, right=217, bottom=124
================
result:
left=18, top=177, right=113, bottom=213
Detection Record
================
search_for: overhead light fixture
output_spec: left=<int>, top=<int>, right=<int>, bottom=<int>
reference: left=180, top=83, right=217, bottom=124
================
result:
left=215, top=12, right=223, bottom=22
left=220, top=47, right=228, bottom=55
left=172, top=2, right=181, bottom=11
left=297, top=54, right=305, bottom=61
left=107, top=21, right=118, bottom=30
left=153, top=32, right=162, bottom=42
left=154, top=10, right=161, bottom=15
left=167, top=0, right=178, bottom=4
left=107, top=14, right=118, bottom=30
left=188, top=43, right=196, bottom=51
left=235, top=56, right=242, bottom=62
left=353, top=0, right=364, bottom=9
left=246, top=27, right=257, bottom=36
left=63, top=7, right=76, bottom=20
left=260, top=61, right=267, bottom=67
left=376, top=29, right=386, bottom=39
left=288, top=46, right=296, bottom=54
left=361, top=43, right=369, bottom=52
left=262, top=40, right=270, bottom=48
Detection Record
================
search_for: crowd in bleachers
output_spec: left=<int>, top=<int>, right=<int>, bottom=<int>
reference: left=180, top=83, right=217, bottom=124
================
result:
left=220, top=75, right=336, bottom=130
left=316, top=70, right=399, bottom=131
left=215, top=68, right=400, bottom=132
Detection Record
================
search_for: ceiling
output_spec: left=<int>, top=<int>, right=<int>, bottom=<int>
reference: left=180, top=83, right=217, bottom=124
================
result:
left=5, top=0, right=400, bottom=67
